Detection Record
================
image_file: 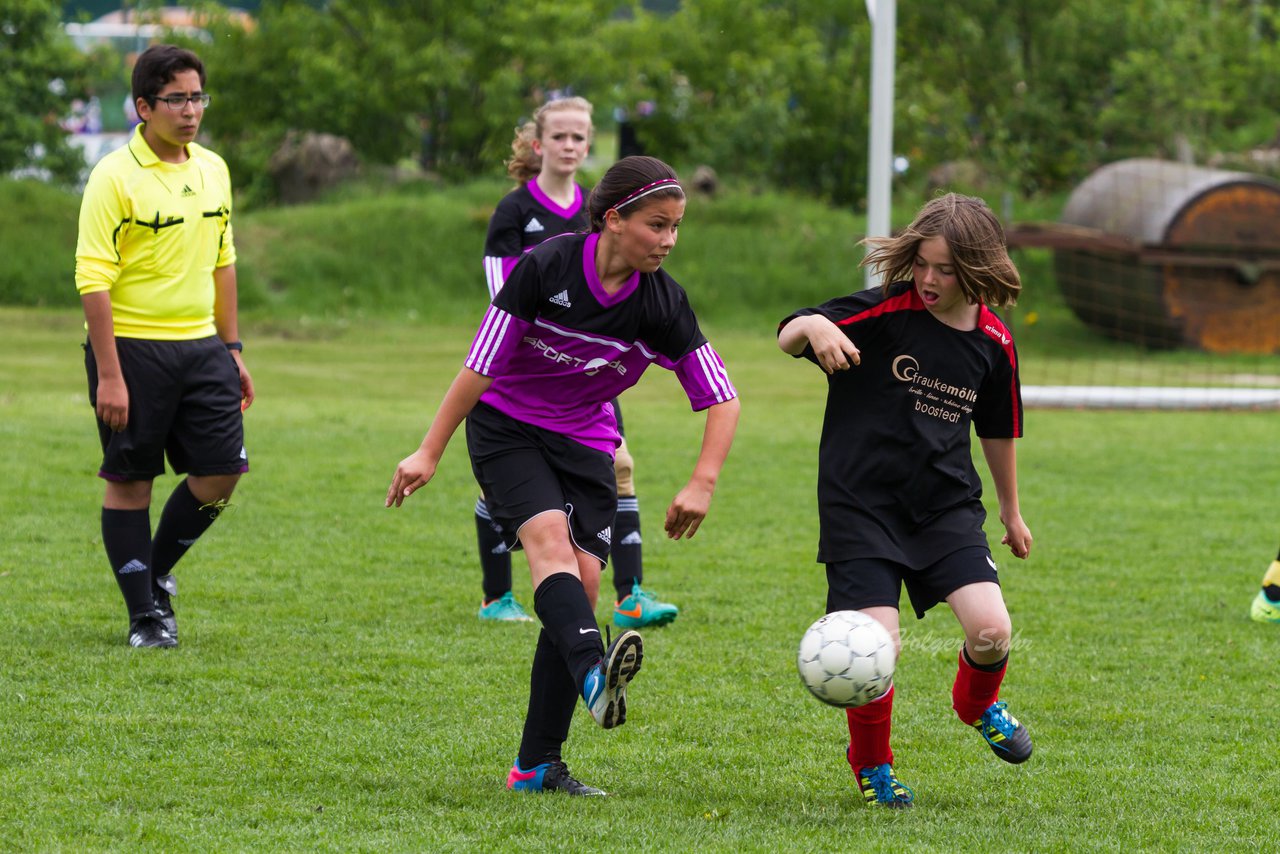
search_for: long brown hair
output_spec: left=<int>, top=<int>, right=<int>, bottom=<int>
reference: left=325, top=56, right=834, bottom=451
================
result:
left=861, top=193, right=1021, bottom=308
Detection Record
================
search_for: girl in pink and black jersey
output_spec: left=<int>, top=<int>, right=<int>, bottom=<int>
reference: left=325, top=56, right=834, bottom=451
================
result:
left=476, top=98, right=679, bottom=631
left=779, top=194, right=1034, bottom=808
left=389, top=156, right=739, bottom=795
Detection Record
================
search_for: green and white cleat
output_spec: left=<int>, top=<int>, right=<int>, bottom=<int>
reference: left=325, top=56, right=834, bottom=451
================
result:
left=1250, top=590, right=1280, bottom=624
left=478, top=591, right=534, bottom=622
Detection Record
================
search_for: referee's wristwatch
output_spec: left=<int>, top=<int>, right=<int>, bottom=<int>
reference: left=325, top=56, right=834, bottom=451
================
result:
left=225, top=340, right=244, bottom=352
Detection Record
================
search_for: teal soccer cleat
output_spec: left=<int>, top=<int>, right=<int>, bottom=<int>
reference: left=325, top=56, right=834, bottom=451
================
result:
left=613, top=584, right=678, bottom=628
left=478, top=591, right=533, bottom=622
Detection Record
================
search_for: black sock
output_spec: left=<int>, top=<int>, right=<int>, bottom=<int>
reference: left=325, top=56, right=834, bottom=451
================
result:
left=151, top=479, right=223, bottom=578
left=475, top=497, right=512, bottom=602
left=963, top=645, right=1008, bottom=673
left=517, top=629, right=578, bottom=769
left=533, top=572, right=604, bottom=692
left=612, top=495, right=642, bottom=600
left=1265, top=585, right=1280, bottom=601
left=102, top=507, right=155, bottom=620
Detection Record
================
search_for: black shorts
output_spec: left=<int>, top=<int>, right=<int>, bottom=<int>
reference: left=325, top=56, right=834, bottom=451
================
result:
left=465, top=402, right=617, bottom=565
left=826, top=545, right=1000, bottom=620
left=85, top=336, right=248, bottom=481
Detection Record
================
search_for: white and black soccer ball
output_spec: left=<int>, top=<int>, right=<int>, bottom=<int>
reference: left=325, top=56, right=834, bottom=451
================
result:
left=797, top=610, right=895, bottom=708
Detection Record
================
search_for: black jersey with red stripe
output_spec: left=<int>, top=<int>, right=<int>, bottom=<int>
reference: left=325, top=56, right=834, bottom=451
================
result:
left=781, top=281, right=1023, bottom=568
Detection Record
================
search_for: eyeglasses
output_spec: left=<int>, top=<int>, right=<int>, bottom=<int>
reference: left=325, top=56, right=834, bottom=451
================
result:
left=153, top=93, right=211, bottom=111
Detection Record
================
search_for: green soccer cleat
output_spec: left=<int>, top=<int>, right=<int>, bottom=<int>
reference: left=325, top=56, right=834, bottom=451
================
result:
left=613, top=584, right=678, bottom=628
left=1250, top=590, right=1280, bottom=624
left=478, top=592, right=533, bottom=623
left=974, top=701, right=1033, bottom=764
left=856, top=763, right=914, bottom=809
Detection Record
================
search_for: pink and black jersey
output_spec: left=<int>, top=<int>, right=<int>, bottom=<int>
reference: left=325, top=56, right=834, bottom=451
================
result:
left=467, top=232, right=736, bottom=455
left=781, top=281, right=1023, bottom=568
left=483, top=181, right=588, bottom=298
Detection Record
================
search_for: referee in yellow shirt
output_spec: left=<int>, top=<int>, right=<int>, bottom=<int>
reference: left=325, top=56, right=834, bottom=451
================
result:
left=75, top=44, right=254, bottom=648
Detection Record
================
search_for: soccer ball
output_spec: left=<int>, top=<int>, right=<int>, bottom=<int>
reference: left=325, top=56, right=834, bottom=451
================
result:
left=797, top=610, right=895, bottom=708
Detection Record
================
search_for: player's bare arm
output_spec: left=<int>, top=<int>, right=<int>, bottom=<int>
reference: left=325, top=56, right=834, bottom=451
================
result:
left=665, top=396, right=740, bottom=539
left=213, top=264, right=254, bottom=410
left=778, top=314, right=861, bottom=373
left=386, top=368, right=493, bottom=507
left=979, top=437, right=1032, bottom=559
left=81, top=291, right=129, bottom=432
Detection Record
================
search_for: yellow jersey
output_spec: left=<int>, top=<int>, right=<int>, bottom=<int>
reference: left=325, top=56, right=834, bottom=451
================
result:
left=75, top=125, right=236, bottom=340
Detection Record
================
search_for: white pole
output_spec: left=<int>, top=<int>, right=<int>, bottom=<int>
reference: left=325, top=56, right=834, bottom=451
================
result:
left=865, top=0, right=896, bottom=289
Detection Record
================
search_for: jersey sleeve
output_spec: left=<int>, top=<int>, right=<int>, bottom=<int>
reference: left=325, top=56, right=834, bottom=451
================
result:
left=647, top=282, right=738, bottom=411
left=466, top=242, right=542, bottom=377
left=974, top=339, right=1023, bottom=438
left=463, top=303, right=530, bottom=378
left=671, top=342, right=737, bottom=410
left=778, top=290, right=881, bottom=366
left=213, top=155, right=236, bottom=268
left=483, top=195, right=525, bottom=299
left=74, top=164, right=126, bottom=295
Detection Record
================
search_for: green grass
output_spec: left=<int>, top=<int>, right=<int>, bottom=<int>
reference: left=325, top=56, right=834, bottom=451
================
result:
left=2, top=308, right=1277, bottom=851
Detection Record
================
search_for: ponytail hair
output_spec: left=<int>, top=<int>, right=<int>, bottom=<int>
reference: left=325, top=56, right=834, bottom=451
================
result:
left=505, top=96, right=595, bottom=184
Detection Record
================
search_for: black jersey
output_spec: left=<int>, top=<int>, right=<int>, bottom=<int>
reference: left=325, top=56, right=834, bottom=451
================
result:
left=466, top=232, right=736, bottom=454
left=781, top=281, right=1022, bottom=568
left=482, top=181, right=588, bottom=298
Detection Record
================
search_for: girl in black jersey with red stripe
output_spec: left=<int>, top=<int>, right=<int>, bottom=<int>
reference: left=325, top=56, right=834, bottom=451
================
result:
left=779, top=194, right=1034, bottom=808
left=475, top=98, right=679, bottom=631
left=388, top=156, right=739, bottom=796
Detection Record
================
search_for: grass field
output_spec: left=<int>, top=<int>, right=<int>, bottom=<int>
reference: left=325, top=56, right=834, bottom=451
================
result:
left=2, top=307, right=1277, bottom=851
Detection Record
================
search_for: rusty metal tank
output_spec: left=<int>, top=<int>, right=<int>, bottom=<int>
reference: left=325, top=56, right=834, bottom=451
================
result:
left=1053, top=158, right=1280, bottom=352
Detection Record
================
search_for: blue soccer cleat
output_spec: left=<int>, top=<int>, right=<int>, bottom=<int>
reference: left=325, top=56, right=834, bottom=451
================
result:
left=582, top=629, right=643, bottom=728
left=974, top=700, right=1033, bottom=764
left=506, top=759, right=605, bottom=796
left=856, top=762, right=914, bottom=809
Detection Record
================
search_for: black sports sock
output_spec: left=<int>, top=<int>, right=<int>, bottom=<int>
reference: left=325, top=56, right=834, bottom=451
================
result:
left=533, top=572, right=605, bottom=692
left=612, top=495, right=642, bottom=600
left=963, top=645, right=1008, bottom=673
left=517, top=629, right=579, bottom=769
left=151, top=479, right=223, bottom=577
left=102, top=507, right=155, bottom=619
left=1264, top=585, right=1280, bottom=601
left=475, top=497, right=513, bottom=602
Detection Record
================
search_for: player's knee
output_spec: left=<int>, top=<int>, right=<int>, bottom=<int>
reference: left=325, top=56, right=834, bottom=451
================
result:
left=614, top=442, right=634, bottom=496
left=967, top=618, right=1013, bottom=658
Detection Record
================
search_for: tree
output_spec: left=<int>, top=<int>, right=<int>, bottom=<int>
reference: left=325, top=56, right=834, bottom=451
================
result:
left=0, top=0, right=95, bottom=184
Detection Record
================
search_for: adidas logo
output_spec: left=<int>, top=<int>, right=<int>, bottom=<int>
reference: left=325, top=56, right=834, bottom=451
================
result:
left=119, top=559, right=148, bottom=574
left=524, top=217, right=545, bottom=233
left=620, top=531, right=642, bottom=546
left=181, top=184, right=195, bottom=197
left=549, top=290, right=572, bottom=308
left=597, top=526, right=612, bottom=545
left=491, top=543, right=508, bottom=555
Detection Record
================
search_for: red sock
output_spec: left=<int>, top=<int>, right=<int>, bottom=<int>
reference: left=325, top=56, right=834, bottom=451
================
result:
left=845, top=684, right=895, bottom=771
left=952, top=649, right=1006, bottom=725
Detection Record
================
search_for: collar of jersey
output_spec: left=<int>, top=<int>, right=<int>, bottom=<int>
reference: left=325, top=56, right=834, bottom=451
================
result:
left=528, top=179, right=583, bottom=219
left=582, top=233, right=640, bottom=307
left=128, top=124, right=194, bottom=169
